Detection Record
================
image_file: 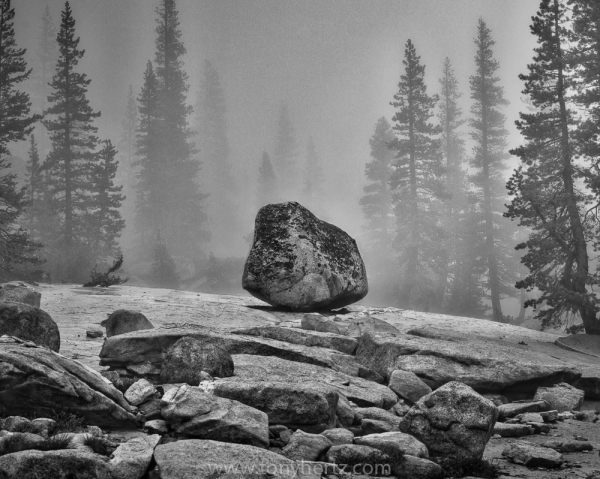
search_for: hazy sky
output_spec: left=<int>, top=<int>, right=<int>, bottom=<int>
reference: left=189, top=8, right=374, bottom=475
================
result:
left=13, top=0, right=540, bottom=238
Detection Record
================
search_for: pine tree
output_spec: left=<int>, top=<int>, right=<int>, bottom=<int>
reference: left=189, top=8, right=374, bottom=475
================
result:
left=43, top=1, right=101, bottom=280
left=0, top=0, right=43, bottom=280
left=469, top=19, right=514, bottom=322
left=24, top=134, right=41, bottom=230
left=256, top=151, right=277, bottom=210
left=390, top=39, right=444, bottom=310
left=153, top=0, right=207, bottom=258
left=195, top=60, right=237, bottom=255
left=507, top=0, right=600, bottom=334
left=85, top=140, right=125, bottom=263
left=302, top=137, right=324, bottom=212
left=150, top=231, right=178, bottom=288
left=32, top=4, right=58, bottom=115
left=274, top=104, right=299, bottom=198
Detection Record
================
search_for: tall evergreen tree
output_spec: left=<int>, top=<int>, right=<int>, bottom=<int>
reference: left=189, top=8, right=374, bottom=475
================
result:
left=195, top=60, right=237, bottom=255
left=32, top=4, right=58, bottom=115
left=507, top=0, right=600, bottom=334
left=43, top=1, right=100, bottom=280
left=470, top=19, right=514, bottom=322
left=0, top=0, right=43, bottom=279
left=256, top=151, right=277, bottom=210
left=274, top=104, right=299, bottom=197
left=302, top=137, right=324, bottom=212
left=24, top=134, right=41, bottom=230
left=390, top=39, right=444, bottom=310
left=85, top=140, right=124, bottom=263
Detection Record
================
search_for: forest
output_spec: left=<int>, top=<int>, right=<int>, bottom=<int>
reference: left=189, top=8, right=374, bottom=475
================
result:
left=2, top=0, right=600, bottom=334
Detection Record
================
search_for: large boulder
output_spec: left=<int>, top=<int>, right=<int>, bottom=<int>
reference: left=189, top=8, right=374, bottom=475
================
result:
left=356, top=328, right=581, bottom=395
left=153, top=440, right=299, bottom=479
left=0, top=282, right=41, bottom=308
left=325, top=444, right=392, bottom=476
left=109, top=434, right=161, bottom=479
left=282, top=429, right=332, bottom=461
left=160, top=336, right=234, bottom=384
left=0, top=338, right=137, bottom=428
left=212, top=380, right=339, bottom=433
left=101, top=309, right=154, bottom=338
left=533, top=382, right=585, bottom=412
left=0, top=303, right=59, bottom=352
left=400, top=381, right=498, bottom=466
left=388, top=369, right=432, bottom=404
left=161, top=384, right=269, bottom=448
left=242, top=202, right=368, bottom=311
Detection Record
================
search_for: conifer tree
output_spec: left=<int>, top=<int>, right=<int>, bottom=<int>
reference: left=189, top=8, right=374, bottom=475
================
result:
left=390, top=39, right=444, bottom=310
left=195, top=60, right=237, bottom=254
left=85, top=140, right=125, bottom=263
left=32, top=5, right=58, bottom=114
left=256, top=152, right=277, bottom=210
left=507, top=0, right=600, bottom=334
left=43, top=1, right=101, bottom=280
left=0, top=0, right=43, bottom=279
left=24, top=134, right=41, bottom=230
left=302, top=137, right=324, bottom=212
left=150, top=231, right=178, bottom=288
left=274, top=104, right=299, bottom=197
left=470, top=19, right=514, bottom=322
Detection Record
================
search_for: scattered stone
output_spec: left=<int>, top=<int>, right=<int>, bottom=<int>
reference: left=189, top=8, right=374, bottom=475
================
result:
left=574, top=410, right=598, bottom=422
left=497, top=400, right=551, bottom=421
left=213, top=380, right=339, bottom=433
left=101, top=309, right=154, bottom=338
left=161, top=384, right=269, bottom=448
left=493, top=422, right=533, bottom=438
left=110, top=434, right=160, bottom=479
left=540, top=410, right=559, bottom=423
left=321, top=428, right=354, bottom=446
left=0, top=302, right=60, bottom=352
left=533, top=383, right=585, bottom=412
left=325, top=444, right=391, bottom=474
left=388, top=369, right=432, bottom=404
left=154, top=439, right=298, bottom=479
left=393, top=455, right=444, bottom=479
left=527, top=422, right=551, bottom=434
left=400, top=382, right=498, bottom=465
left=0, top=282, right=41, bottom=307
left=354, top=407, right=402, bottom=429
left=520, top=412, right=544, bottom=423
left=482, top=394, right=508, bottom=406
left=282, top=430, right=332, bottom=461
left=242, top=202, right=368, bottom=311
left=542, top=440, right=594, bottom=453
left=144, top=419, right=169, bottom=434
left=86, top=330, right=103, bottom=338
left=354, top=431, right=428, bottom=459
left=502, top=440, right=564, bottom=468
left=558, top=411, right=574, bottom=421
left=124, top=379, right=156, bottom=406
left=160, top=336, right=234, bottom=385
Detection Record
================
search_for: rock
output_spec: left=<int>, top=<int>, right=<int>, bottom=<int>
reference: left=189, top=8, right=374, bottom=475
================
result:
left=0, top=302, right=60, bottom=352
left=0, top=432, right=46, bottom=454
left=302, top=312, right=401, bottom=339
left=213, top=380, right=338, bottom=433
left=354, top=431, right=428, bottom=459
left=86, top=330, right=103, bottom=339
left=226, top=354, right=396, bottom=409
left=31, top=418, right=56, bottom=436
left=393, top=455, right=444, bottom=479
left=161, top=384, right=269, bottom=448
left=388, top=370, right=432, bottom=404
left=482, top=394, right=508, bottom=406
left=325, top=444, right=392, bottom=475
left=492, top=422, right=533, bottom=437
left=154, top=439, right=299, bottom=479
left=502, top=440, right=563, bottom=468
left=110, top=434, right=160, bottom=479
left=542, top=440, right=594, bottom=452
left=160, top=336, right=234, bottom=385
left=138, top=398, right=162, bottom=420
left=0, top=449, right=112, bottom=479
left=336, top=393, right=356, bottom=428
left=390, top=401, right=410, bottom=417
left=0, top=340, right=137, bottom=428
left=234, top=326, right=358, bottom=355
left=101, top=309, right=154, bottom=338
left=558, top=411, right=574, bottom=420
left=354, top=407, right=402, bottom=429
left=242, top=202, right=368, bottom=311
left=301, top=314, right=345, bottom=335
left=3, top=416, right=31, bottom=432
left=520, top=412, right=544, bottom=423
left=0, top=282, right=41, bottom=308
left=99, top=370, right=135, bottom=393
left=124, top=379, right=156, bottom=406
left=540, top=410, right=558, bottom=423
left=99, top=326, right=379, bottom=381
left=400, top=381, right=498, bottom=465
left=528, top=422, right=550, bottom=434
left=321, top=428, right=354, bottom=446
left=497, top=400, right=551, bottom=421
left=356, top=328, right=581, bottom=395
left=360, top=418, right=394, bottom=434
left=533, top=383, right=585, bottom=412
left=282, top=430, right=332, bottom=461
left=144, top=419, right=168, bottom=434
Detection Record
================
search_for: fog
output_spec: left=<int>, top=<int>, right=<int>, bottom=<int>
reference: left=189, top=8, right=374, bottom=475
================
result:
left=10, top=0, right=541, bottom=316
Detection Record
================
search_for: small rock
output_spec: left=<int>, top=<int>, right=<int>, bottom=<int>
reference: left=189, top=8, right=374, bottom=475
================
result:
left=388, top=369, right=432, bottom=404
left=124, top=379, right=157, bottom=406
left=493, top=422, right=533, bottom=438
left=101, top=309, right=154, bottom=338
left=540, top=410, right=559, bottom=423
left=393, top=455, right=444, bottom=479
left=542, top=440, right=594, bottom=453
left=3, top=416, right=31, bottom=432
left=354, top=407, right=402, bottom=429
left=109, top=434, right=161, bottom=479
left=138, top=398, right=162, bottom=421
left=497, top=400, right=551, bottom=420
left=361, top=418, right=395, bottom=435
left=389, top=400, right=410, bottom=417
left=533, top=383, right=585, bottom=412
left=86, top=330, right=103, bottom=338
left=482, top=394, right=508, bottom=406
left=520, top=412, right=544, bottom=423
left=282, top=430, right=332, bottom=461
left=354, top=431, right=429, bottom=459
left=558, top=411, right=575, bottom=421
left=336, top=393, right=355, bottom=428
left=31, top=418, right=55, bottom=436
left=321, top=428, right=354, bottom=446
left=144, top=419, right=169, bottom=434
left=502, top=440, right=563, bottom=468
left=325, top=444, right=391, bottom=475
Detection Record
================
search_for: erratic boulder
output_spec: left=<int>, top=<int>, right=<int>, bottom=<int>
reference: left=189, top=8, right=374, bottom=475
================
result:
left=0, top=282, right=41, bottom=308
left=101, top=309, right=154, bottom=338
left=533, top=382, right=585, bottom=412
left=242, top=202, right=368, bottom=311
left=400, top=381, right=498, bottom=466
left=0, top=302, right=59, bottom=352
left=160, top=336, right=234, bottom=384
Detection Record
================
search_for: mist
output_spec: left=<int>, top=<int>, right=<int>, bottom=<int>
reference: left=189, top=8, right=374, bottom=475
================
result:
left=8, top=0, right=543, bottom=319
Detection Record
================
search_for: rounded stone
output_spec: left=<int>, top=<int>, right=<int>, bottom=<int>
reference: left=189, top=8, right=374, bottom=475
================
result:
left=0, top=302, right=60, bottom=352
left=101, top=309, right=154, bottom=338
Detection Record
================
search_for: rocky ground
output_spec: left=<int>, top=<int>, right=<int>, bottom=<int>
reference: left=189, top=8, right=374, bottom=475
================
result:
left=1, top=282, right=598, bottom=478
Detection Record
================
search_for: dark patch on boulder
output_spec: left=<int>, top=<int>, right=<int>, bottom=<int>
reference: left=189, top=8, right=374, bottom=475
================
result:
left=101, top=310, right=154, bottom=338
